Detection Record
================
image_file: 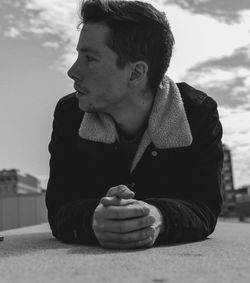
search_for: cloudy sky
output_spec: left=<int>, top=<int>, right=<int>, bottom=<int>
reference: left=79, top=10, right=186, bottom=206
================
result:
left=0, top=0, right=249, bottom=189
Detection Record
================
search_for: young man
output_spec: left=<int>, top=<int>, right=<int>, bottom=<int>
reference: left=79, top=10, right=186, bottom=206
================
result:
left=46, top=0, right=223, bottom=249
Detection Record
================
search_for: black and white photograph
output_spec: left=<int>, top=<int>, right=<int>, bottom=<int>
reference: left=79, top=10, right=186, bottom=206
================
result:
left=0, top=1, right=250, bottom=282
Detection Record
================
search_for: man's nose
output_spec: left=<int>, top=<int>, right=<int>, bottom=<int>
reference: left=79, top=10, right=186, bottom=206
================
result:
left=67, top=62, right=80, bottom=81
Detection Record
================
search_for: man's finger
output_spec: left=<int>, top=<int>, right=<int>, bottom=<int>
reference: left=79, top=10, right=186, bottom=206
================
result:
left=96, top=227, right=154, bottom=243
left=101, top=204, right=150, bottom=220
left=99, top=236, right=153, bottom=249
left=106, top=185, right=135, bottom=199
left=94, top=214, right=155, bottom=234
left=100, top=196, right=135, bottom=207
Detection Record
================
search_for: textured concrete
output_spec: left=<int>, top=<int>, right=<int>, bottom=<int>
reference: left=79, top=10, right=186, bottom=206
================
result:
left=0, top=221, right=250, bottom=283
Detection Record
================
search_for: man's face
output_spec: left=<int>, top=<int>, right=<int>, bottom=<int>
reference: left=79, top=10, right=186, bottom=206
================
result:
left=68, top=23, right=130, bottom=113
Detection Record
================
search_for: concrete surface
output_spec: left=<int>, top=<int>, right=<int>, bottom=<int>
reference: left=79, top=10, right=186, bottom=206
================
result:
left=0, top=221, right=250, bottom=283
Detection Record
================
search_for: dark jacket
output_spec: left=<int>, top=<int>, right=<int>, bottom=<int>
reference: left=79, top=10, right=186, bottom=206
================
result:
left=46, top=81, right=223, bottom=245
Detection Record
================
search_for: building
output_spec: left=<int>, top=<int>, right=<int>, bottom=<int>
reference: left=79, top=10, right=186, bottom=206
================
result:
left=235, top=185, right=250, bottom=202
left=0, top=192, right=47, bottom=231
left=0, top=169, right=42, bottom=197
left=221, top=144, right=236, bottom=216
left=234, top=185, right=250, bottom=220
left=0, top=169, right=47, bottom=231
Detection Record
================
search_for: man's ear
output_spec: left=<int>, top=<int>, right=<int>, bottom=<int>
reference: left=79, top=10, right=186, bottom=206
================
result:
left=129, top=61, right=148, bottom=86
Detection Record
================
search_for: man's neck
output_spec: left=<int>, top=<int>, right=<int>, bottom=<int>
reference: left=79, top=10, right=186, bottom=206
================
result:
left=111, top=89, right=154, bottom=139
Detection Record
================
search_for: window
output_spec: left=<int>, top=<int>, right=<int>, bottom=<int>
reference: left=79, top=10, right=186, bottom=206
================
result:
left=225, top=184, right=233, bottom=191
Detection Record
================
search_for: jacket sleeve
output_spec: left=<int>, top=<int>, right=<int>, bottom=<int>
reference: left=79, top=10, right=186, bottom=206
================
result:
left=46, top=99, right=99, bottom=245
left=145, top=96, right=224, bottom=244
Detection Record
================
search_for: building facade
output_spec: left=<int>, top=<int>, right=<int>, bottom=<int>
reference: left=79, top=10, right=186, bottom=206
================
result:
left=0, top=193, right=47, bottom=231
left=0, top=169, right=47, bottom=231
left=234, top=185, right=250, bottom=219
left=221, top=144, right=236, bottom=216
left=0, top=169, right=42, bottom=197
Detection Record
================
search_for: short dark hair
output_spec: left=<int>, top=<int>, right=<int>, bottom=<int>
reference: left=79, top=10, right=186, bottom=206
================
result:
left=79, top=0, right=175, bottom=93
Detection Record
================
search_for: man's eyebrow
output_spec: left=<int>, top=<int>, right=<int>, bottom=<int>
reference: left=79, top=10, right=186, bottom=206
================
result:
left=76, top=47, right=101, bottom=56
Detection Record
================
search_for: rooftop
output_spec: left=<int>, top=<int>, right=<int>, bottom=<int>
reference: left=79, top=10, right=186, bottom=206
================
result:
left=1, top=220, right=250, bottom=283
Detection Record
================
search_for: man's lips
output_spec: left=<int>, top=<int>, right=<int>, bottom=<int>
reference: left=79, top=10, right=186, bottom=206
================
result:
left=74, top=84, right=87, bottom=98
left=75, top=91, right=86, bottom=98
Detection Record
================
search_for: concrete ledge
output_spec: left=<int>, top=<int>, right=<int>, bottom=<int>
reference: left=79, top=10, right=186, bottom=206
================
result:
left=0, top=221, right=250, bottom=283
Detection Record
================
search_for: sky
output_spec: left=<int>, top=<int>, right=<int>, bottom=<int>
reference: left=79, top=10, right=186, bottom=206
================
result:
left=0, top=0, right=250, bottom=189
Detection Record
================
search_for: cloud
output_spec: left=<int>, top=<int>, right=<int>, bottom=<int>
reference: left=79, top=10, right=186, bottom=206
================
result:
left=3, top=26, right=21, bottom=37
left=182, top=46, right=250, bottom=105
left=24, top=0, right=78, bottom=36
left=42, top=41, right=60, bottom=49
left=189, top=45, right=250, bottom=69
left=164, top=0, right=250, bottom=23
left=168, top=9, right=250, bottom=80
left=1, top=0, right=80, bottom=69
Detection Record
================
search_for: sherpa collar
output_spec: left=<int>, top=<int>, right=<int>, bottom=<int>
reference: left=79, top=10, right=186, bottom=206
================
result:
left=79, top=75, right=193, bottom=173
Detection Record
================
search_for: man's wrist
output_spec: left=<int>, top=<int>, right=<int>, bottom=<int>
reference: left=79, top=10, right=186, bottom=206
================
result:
left=154, top=206, right=165, bottom=234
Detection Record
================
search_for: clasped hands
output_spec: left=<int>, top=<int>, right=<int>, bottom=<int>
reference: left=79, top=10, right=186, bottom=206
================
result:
left=92, top=185, right=165, bottom=249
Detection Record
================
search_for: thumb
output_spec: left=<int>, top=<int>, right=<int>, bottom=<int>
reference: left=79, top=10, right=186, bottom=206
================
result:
left=100, top=196, right=135, bottom=207
left=106, top=184, right=135, bottom=199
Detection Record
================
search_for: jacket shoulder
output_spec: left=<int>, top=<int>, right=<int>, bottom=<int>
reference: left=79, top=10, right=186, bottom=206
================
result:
left=177, top=82, right=208, bottom=104
left=55, top=93, right=80, bottom=112
left=177, top=82, right=218, bottom=113
left=54, top=92, right=83, bottom=118
left=177, top=82, right=220, bottom=138
left=53, top=93, right=84, bottom=135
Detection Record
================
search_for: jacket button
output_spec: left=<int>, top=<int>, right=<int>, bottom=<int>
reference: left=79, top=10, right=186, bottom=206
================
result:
left=151, top=150, right=158, bottom=157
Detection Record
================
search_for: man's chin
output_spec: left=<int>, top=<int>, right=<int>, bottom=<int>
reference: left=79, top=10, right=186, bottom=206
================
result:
left=78, top=103, right=96, bottom=113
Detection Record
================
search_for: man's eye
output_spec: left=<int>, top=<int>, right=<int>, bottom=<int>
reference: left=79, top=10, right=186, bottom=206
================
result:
left=85, top=55, right=95, bottom=62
